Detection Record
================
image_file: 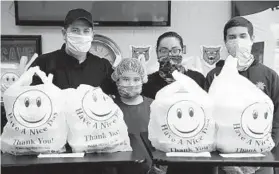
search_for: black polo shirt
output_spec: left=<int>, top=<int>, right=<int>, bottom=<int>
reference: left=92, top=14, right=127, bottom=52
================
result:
left=31, top=44, right=117, bottom=95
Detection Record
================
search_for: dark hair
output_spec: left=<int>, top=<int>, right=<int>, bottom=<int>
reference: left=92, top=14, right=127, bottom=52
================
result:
left=156, top=31, right=183, bottom=52
left=223, top=16, right=253, bottom=42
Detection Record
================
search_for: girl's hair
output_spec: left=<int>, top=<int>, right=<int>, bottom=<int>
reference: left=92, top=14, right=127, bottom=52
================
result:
left=111, top=58, right=148, bottom=83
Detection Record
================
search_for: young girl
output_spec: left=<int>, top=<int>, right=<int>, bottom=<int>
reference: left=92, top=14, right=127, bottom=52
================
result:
left=142, top=31, right=205, bottom=99
left=111, top=58, right=152, bottom=135
left=111, top=58, right=165, bottom=174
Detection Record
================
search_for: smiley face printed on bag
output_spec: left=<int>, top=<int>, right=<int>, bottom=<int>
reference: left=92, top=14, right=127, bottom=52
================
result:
left=1, top=72, right=19, bottom=91
left=167, top=100, right=206, bottom=138
left=82, top=88, right=115, bottom=121
left=13, top=90, right=52, bottom=128
left=241, top=102, right=273, bottom=139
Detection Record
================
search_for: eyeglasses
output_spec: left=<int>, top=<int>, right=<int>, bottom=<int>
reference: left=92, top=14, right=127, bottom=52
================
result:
left=158, top=48, right=182, bottom=56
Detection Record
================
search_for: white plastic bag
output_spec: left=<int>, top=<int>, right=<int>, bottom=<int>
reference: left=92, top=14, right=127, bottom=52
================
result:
left=148, top=71, right=215, bottom=153
left=1, top=67, right=67, bottom=155
left=209, top=56, right=275, bottom=153
left=1, top=54, right=38, bottom=100
left=65, top=84, right=132, bottom=153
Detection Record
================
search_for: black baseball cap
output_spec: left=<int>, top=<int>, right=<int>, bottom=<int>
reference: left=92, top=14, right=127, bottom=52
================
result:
left=64, top=8, right=93, bottom=28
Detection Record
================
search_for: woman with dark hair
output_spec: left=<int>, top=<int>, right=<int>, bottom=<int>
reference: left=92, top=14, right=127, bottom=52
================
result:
left=142, top=31, right=205, bottom=99
left=142, top=32, right=213, bottom=174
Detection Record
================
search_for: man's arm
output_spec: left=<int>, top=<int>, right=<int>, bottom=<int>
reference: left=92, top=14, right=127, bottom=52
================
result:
left=271, top=72, right=279, bottom=147
left=101, top=60, right=118, bottom=96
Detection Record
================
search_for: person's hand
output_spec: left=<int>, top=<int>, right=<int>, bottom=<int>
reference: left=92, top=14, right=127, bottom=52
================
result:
left=226, top=41, right=238, bottom=58
left=226, top=40, right=252, bottom=60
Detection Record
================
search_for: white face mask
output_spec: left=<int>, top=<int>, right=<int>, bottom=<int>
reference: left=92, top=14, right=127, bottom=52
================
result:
left=236, top=53, right=254, bottom=71
left=226, top=39, right=254, bottom=71
left=66, top=33, right=93, bottom=54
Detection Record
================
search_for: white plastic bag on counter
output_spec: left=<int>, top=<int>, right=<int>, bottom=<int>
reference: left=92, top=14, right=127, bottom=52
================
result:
left=65, top=84, right=132, bottom=153
left=209, top=56, right=275, bottom=153
left=148, top=70, right=215, bottom=153
left=1, top=67, right=67, bottom=155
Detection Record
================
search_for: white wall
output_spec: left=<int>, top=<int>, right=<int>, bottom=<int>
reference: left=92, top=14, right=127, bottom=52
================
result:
left=1, top=1, right=231, bottom=74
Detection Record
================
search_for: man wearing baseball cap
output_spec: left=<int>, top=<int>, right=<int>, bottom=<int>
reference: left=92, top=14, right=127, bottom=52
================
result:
left=31, top=8, right=117, bottom=96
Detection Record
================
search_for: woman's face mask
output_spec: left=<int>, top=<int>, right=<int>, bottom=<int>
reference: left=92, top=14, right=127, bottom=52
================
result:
left=158, top=55, right=185, bottom=82
left=66, top=32, right=93, bottom=55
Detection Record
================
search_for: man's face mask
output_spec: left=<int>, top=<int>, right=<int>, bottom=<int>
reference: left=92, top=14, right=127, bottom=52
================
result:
left=66, top=32, right=93, bottom=55
left=117, top=84, right=142, bottom=99
left=226, top=39, right=254, bottom=71
left=158, top=55, right=185, bottom=83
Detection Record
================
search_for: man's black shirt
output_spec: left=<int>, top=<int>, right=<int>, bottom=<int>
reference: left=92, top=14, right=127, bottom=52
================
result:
left=31, top=44, right=117, bottom=95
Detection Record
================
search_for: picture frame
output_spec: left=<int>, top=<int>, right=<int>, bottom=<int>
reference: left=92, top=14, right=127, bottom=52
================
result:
left=1, top=35, right=42, bottom=64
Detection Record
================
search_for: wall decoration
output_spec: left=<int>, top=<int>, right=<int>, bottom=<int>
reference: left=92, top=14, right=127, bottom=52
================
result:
left=130, top=45, right=151, bottom=63
left=201, top=45, right=222, bottom=67
left=89, top=34, right=122, bottom=68
left=181, top=56, right=203, bottom=74
left=1, top=35, right=41, bottom=64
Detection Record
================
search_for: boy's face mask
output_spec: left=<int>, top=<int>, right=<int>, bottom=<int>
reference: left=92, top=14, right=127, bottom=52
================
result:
left=158, top=55, right=185, bottom=83
left=226, top=39, right=254, bottom=71
left=66, top=32, right=93, bottom=55
left=117, top=84, right=142, bottom=99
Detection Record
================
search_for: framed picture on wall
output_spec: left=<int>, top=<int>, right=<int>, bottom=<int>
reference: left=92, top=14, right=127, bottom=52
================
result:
left=1, top=35, right=42, bottom=64
left=1, top=35, right=42, bottom=103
